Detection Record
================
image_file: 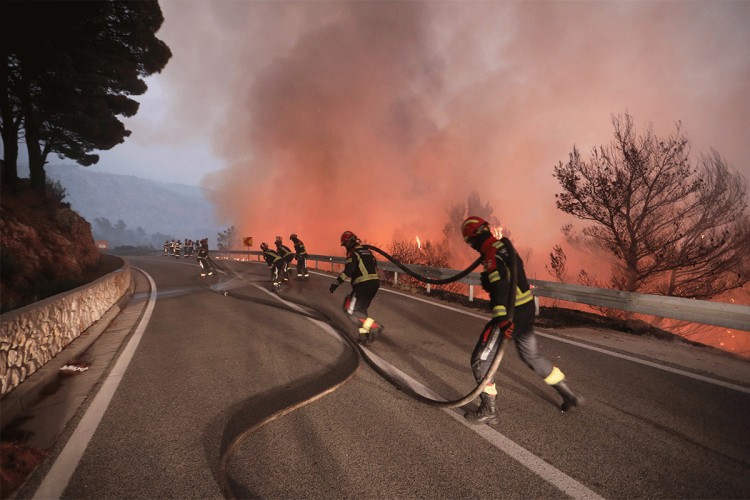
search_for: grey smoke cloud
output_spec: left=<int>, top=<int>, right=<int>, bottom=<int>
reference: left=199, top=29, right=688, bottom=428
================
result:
left=139, top=0, right=749, bottom=269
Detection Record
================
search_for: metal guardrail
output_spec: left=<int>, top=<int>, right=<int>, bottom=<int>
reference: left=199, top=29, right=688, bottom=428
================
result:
left=216, top=250, right=750, bottom=331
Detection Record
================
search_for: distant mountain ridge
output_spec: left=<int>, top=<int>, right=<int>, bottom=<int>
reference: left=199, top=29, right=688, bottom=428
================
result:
left=40, top=164, right=223, bottom=245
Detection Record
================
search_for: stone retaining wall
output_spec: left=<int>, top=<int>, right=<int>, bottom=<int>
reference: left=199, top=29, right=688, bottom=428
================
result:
left=0, top=255, right=131, bottom=397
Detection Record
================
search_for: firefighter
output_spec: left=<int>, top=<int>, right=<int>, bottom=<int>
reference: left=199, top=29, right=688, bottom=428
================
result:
left=461, top=216, right=583, bottom=424
left=197, top=238, right=216, bottom=277
left=290, top=233, right=309, bottom=278
left=329, top=231, right=383, bottom=345
left=163, top=240, right=169, bottom=256
left=260, top=242, right=283, bottom=290
left=174, top=239, right=182, bottom=258
left=275, top=238, right=294, bottom=282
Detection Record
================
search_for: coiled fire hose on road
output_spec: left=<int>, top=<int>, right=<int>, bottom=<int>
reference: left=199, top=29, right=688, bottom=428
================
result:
left=204, top=241, right=520, bottom=498
left=205, top=240, right=519, bottom=409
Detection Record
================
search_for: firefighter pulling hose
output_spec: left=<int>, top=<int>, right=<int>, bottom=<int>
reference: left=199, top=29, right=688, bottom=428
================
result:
left=205, top=228, right=581, bottom=497
left=206, top=219, right=582, bottom=417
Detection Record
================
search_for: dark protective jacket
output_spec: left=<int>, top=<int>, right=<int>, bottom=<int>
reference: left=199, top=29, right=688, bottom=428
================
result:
left=478, top=236, right=534, bottom=320
left=197, top=244, right=209, bottom=259
left=263, top=249, right=281, bottom=267
left=335, top=245, right=379, bottom=286
left=276, top=244, right=294, bottom=262
left=292, top=239, right=307, bottom=257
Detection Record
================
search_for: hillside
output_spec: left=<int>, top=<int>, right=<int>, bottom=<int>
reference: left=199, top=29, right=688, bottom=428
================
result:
left=43, top=164, right=223, bottom=247
left=0, top=181, right=101, bottom=313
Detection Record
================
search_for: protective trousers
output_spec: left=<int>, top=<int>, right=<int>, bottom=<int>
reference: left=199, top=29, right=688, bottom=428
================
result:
left=296, top=255, right=309, bottom=276
left=343, top=280, right=381, bottom=332
left=470, top=301, right=553, bottom=385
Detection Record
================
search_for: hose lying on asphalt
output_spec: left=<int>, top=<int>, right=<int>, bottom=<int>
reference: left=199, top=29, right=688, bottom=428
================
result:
left=201, top=243, right=518, bottom=498
left=203, top=241, right=519, bottom=410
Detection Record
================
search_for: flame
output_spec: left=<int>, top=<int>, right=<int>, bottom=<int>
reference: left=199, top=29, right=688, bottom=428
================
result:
left=492, top=226, right=503, bottom=238
left=416, top=235, right=421, bottom=250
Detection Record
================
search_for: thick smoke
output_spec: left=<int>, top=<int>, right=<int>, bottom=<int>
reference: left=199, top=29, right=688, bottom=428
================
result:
left=152, top=1, right=749, bottom=269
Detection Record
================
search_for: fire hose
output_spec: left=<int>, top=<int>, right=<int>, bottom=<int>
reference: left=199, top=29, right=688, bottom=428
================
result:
left=205, top=240, right=519, bottom=409
left=359, top=241, right=518, bottom=408
left=203, top=242, right=519, bottom=498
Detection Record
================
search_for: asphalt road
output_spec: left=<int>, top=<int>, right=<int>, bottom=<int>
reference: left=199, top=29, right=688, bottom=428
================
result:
left=14, top=255, right=750, bottom=499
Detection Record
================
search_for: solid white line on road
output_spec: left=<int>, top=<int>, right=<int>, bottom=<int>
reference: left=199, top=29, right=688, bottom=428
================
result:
left=259, top=283, right=603, bottom=500
left=33, top=268, right=158, bottom=500
left=380, top=287, right=750, bottom=395
left=534, top=331, right=750, bottom=395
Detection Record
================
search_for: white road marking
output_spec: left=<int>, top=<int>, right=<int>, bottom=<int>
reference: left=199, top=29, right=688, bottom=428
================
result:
left=379, top=286, right=750, bottom=394
left=33, top=268, right=158, bottom=500
left=260, top=284, right=604, bottom=500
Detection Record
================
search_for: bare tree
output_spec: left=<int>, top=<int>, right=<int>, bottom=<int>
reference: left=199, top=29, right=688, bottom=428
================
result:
left=553, top=113, right=750, bottom=298
left=546, top=244, right=568, bottom=283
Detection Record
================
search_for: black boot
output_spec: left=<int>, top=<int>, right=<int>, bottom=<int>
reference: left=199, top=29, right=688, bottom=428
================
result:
left=464, top=393, right=499, bottom=425
left=552, top=380, right=583, bottom=412
left=358, top=329, right=372, bottom=345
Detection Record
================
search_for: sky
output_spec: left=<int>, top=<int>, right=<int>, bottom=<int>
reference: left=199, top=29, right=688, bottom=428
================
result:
left=90, top=0, right=750, bottom=272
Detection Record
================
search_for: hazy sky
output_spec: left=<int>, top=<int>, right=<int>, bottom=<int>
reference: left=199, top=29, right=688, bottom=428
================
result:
left=92, top=0, right=750, bottom=269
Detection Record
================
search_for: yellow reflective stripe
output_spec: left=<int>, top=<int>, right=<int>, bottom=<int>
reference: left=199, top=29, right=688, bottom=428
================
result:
left=492, top=305, right=507, bottom=318
left=483, top=383, right=497, bottom=396
left=362, top=318, right=375, bottom=331
left=544, top=367, right=565, bottom=385
left=357, top=255, right=369, bottom=277
left=488, top=270, right=501, bottom=283
left=353, top=274, right=379, bottom=284
left=516, top=289, right=534, bottom=306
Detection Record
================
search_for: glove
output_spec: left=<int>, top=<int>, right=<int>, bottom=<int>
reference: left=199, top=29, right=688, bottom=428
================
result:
left=497, top=319, right=515, bottom=339
left=329, top=283, right=339, bottom=293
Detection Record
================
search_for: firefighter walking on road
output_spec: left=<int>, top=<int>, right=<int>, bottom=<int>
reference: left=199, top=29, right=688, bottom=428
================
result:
left=261, top=242, right=283, bottom=290
left=461, top=216, right=583, bottom=424
left=329, top=231, right=383, bottom=345
left=197, top=238, right=216, bottom=277
left=290, top=233, right=309, bottom=278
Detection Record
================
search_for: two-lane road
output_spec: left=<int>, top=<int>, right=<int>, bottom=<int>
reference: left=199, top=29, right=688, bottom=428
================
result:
left=21, top=255, right=750, bottom=499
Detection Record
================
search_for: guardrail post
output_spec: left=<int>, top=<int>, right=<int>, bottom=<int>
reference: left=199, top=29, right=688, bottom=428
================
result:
left=469, top=284, right=474, bottom=302
left=426, top=283, right=431, bottom=294
left=330, top=258, right=334, bottom=272
left=394, top=272, right=398, bottom=286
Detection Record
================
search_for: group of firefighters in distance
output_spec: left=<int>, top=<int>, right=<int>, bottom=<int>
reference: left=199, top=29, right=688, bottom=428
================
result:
left=259, top=234, right=309, bottom=289
left=163, top=238, right=217, bottom=277
left=216, top=218, right=583, bottom=423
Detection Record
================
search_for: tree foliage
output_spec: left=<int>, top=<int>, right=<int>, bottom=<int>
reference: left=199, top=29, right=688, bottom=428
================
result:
left=1, top=1, right=171, bottom=190
left=553, top=113, right=750, bottom=298
left=93, top=217, right=168, bottom=249
left=217, top=226, right=237, bottom=251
